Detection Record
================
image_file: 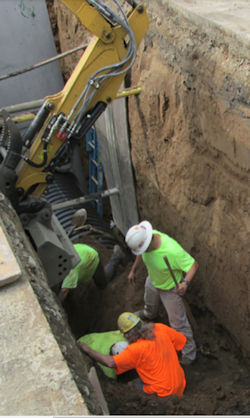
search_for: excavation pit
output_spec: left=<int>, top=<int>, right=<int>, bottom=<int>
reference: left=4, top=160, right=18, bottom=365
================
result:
left=61, top=234, right=250, bottom=415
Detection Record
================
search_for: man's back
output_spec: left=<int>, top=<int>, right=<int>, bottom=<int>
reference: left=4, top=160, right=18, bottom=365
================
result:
left=114, top=323, right=186, bottom=397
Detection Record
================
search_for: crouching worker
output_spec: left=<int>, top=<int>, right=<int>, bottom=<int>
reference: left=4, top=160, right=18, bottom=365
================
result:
left=59, top=242, right=125, bottom=302
left=78, top=312, right=187, bottom=397
left=78, top=330, right=128, bottom=380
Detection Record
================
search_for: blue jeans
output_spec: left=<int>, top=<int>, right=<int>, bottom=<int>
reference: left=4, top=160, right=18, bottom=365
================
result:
left=134, top=377, right=144, bottom=391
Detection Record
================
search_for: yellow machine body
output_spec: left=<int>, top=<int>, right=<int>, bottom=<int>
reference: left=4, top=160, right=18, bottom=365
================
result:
left=16, top=0, right=149, bottom=198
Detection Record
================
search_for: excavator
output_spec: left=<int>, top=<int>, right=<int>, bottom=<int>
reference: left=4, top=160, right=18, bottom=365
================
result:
left=0, top=0, right=149, bottom=287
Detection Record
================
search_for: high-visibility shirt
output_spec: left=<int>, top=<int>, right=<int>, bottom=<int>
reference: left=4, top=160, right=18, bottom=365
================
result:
left=61, top=243, right=99, bottom=289
left=78, top=330, right=127, bottom=379
left=113, top=323, right=187, bottom=397
left=142, top=230, right=195, bottom=290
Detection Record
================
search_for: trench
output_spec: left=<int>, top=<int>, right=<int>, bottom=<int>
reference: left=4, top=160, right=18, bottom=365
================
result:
left=46, top=157, right=250, bottom=416
left=0, top=0, right=249, bottom=414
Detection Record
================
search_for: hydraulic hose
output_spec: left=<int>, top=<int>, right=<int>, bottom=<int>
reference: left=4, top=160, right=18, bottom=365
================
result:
left=0, top=110, right=22, bottom=170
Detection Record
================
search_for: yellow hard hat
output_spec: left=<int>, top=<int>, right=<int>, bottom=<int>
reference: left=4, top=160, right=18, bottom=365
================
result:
left=117, top=312, right=141, bottom=334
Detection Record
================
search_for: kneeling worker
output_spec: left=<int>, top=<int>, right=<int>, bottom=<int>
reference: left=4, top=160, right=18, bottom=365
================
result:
left=78, top=312, right=187, bottom=397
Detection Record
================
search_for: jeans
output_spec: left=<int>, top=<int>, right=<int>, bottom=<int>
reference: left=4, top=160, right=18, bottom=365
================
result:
left=93, top=252, right=121, bottom=289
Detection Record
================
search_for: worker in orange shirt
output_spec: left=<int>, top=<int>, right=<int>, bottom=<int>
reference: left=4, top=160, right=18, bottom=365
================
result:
left=78, top=312, right=187, bottom=397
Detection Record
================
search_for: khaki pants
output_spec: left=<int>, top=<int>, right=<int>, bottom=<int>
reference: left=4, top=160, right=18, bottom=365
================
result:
left=143, top=276, right=196, bottom=362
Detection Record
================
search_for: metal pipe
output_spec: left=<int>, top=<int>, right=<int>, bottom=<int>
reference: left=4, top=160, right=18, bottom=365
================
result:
left=1, top=87, right=142, bottom=117
left=52, top=187, right=119, bottom=211
left=0, top=44, right=87, bottom=82
left=115, top=87, right=142, bottom=98
left=12, top=113, right=36, bottom=123
left=1, top=99, right=44, bottom=114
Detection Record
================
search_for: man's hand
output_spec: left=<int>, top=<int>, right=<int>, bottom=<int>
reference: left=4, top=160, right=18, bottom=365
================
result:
left=128, top=255, right=142, bottom=284
left=128, top=270, right=135, bottom=285
left=177, top=281, right=188, bottom=296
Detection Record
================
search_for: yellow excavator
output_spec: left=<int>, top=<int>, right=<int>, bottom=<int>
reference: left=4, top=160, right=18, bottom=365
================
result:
left=0, top=0, right=149, bottom=286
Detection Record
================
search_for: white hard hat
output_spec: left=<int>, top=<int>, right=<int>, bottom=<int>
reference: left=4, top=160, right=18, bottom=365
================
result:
left=125, top=221, right=153, bottom=255
left=111, top=341, right=129, bottom=355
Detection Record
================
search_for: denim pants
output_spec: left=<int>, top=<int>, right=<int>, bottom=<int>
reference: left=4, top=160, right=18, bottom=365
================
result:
left=143, top=276, right=196, bottom=362
left=93, top=252, right=121, bottom=289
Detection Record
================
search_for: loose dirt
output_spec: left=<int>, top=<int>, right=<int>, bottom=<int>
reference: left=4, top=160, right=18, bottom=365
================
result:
left=61, top=235, right=250, bottom=415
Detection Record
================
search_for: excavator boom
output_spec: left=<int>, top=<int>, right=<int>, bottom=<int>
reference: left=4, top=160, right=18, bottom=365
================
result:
left=0, top=0, right=149, bottom=286
left=16, top=0, right=149, bottom=199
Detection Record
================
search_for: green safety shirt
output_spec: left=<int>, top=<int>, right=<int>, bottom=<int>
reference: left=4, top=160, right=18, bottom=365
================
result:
left=78, top=330, right=127, bottom=379
left=142, top=230, right=195, bottom=290
left=61, top=243, right=99, bottom=289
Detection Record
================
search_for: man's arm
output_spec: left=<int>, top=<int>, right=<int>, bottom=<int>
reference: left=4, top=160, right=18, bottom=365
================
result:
left=164, top=324, right=187, bottom=352
left=78, top=341, right=116, bottom=368
left=183, top=260, right=198, bottom=284
left=178, top=260, right=198, bottom=296
left=128, top=255, right=143, bottom=284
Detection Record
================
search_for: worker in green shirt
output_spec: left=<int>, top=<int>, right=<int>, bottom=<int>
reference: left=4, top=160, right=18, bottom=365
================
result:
left=125, top=220, right=198, bottom=365
left=59, top=209, right=125, bottom=302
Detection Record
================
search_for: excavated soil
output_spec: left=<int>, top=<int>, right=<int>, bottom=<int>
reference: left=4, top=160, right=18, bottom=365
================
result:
left=61, top=235, right=250, bottom=415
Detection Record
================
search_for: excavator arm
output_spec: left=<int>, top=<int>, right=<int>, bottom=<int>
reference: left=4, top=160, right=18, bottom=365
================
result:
left=0, top=0, right=149, bottom=286
left=16, top=0, right=149, bottom=199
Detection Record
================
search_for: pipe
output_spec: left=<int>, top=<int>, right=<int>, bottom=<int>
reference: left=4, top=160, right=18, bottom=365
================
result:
left=0, top=44, right=87, bottom=81
left=115, top=87, right=141, bottom=98
left=52, top=187, right=119, bottom=211
left=1, top=99, right=44, bottom=114
left=1, top=87, right=142, bottom=116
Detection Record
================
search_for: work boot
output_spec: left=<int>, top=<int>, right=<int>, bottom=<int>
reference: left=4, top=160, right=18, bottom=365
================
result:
left=68, top=208, right=88, bottom=236
left=71, top=208, right=87, bottom=228
left=133, top=310, right=155, bottom=321
left=113, top=244, right=126, bottom=265
left=180, top=356, right=195, bottom=366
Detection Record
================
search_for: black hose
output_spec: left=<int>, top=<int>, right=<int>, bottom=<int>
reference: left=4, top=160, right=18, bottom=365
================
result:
left=0, top=110, right=22, bottom=170
left=23, top=103, right=50, bottom=147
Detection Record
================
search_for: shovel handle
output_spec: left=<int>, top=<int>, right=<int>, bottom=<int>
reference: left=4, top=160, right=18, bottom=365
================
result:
left=163, top=256, right=179, bottom=289
left=163, top=256, right=198, bottom=332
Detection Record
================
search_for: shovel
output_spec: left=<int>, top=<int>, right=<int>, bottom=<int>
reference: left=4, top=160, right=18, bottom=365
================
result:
left=163, top=255, right=198, bottom=333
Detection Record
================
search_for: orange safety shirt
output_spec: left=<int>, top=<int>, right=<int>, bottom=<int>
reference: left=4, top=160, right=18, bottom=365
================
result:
left=113, top=323, right=187, bottom=397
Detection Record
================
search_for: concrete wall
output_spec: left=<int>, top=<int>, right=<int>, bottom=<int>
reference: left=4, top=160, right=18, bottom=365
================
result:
left=0, top=0, right=64, bottom=109
left=0, top=193, right=104, bottom=415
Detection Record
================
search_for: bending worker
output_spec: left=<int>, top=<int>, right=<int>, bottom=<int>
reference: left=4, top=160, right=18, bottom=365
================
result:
left=59, top=208, right=125, bottom=302
left=125, top=221, right=198, bottom=365
left=78, top=312, right=187, bottom=397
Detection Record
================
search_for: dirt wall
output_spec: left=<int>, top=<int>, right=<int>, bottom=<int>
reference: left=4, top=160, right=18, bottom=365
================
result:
left=128, top=0, right=250, bottom=358
left=51, top=0, right=250, bottom=359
